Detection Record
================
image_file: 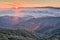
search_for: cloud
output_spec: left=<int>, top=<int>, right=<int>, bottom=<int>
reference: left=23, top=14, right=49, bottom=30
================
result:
left=0, top=7, right=60, bottom=18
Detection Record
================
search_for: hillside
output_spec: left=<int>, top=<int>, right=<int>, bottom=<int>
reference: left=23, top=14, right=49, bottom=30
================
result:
left=0, top=28, right=41, bottom=40
left=0, top=27, right=60, bottom=40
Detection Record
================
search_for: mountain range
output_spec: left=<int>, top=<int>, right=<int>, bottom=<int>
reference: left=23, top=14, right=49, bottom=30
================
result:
left=0, top=7, right=60, bottom=40
left=0, top=15, right=60, bottom=33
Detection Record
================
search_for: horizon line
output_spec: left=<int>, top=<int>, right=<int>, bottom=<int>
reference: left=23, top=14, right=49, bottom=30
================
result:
left=0, top=6, right=60, bottom=8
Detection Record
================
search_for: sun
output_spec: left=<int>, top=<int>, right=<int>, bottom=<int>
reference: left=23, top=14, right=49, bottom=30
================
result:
left=15, top=6, right=18, bottom=9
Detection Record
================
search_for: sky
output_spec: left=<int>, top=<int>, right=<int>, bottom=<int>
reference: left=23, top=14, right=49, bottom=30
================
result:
left=0, top=0, right=60, bottom=8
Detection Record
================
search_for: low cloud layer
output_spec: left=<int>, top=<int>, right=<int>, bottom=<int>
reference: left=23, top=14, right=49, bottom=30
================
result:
left=0, top=7, right=60, bottom=18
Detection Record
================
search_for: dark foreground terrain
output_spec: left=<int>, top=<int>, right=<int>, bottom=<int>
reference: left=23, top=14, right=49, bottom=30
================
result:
left=0, top=28, right=60, bottom=40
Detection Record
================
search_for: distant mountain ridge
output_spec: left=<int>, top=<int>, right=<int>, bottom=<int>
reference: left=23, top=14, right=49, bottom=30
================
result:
left=0, top=16, right=60, bottom=31
left=34, top=6, right=60, bottom=9
left=0, top=16, right=35, bottom=28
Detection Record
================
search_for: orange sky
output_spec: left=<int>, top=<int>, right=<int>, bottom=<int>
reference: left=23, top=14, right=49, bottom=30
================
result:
left=0, top=0, right=60, bottom=8
left=0, top=3, right=60, bottom=8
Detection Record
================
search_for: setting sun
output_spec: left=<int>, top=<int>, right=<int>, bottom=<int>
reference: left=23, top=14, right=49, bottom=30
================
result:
left=15, top=7, right=18, bottom=9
